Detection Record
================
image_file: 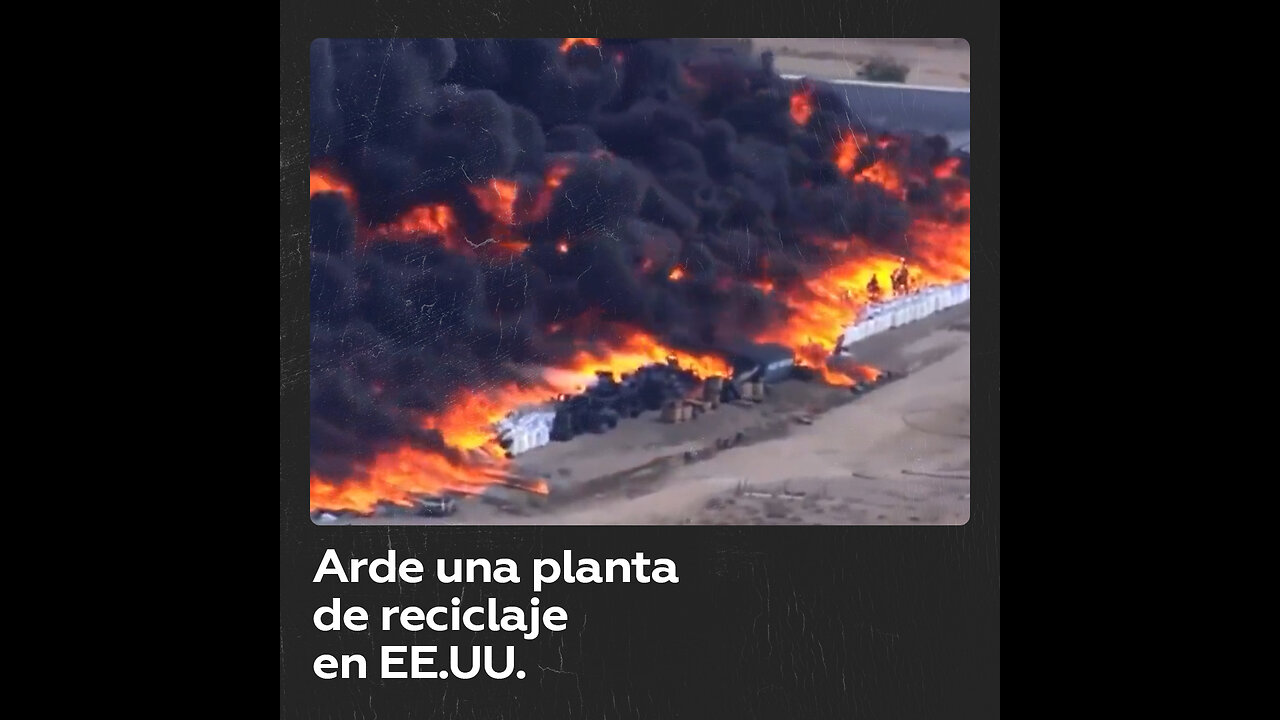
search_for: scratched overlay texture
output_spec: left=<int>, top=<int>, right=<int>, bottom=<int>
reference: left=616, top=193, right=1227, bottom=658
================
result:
left=281, top=2, right=999, bottom=718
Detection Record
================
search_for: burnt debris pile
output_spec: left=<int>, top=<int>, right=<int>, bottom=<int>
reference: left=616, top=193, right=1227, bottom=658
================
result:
left=550, top=361, right=704, bottom=442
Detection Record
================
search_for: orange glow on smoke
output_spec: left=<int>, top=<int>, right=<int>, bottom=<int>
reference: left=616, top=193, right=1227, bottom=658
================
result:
left=499, top=238, right=531, bottom=253
left=934, top=157, right=962, bottom=179
left=790, top=85, right=815, bottom=126
left=528, top=162, right=575, bottom=223
left=560, top=38, right=601, bottom=52
left=471, top=179, right=519, bottom=225
left=857, top=161, right=904, bottom=198
left=835, top=132, right=905, bottom=199
left=310, top=169, right=354, bottom=201
left=370, top=204, right=459, bottom=244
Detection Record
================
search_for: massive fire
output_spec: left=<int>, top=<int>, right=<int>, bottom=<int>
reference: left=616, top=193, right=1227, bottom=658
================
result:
left=310, top=329, right=732, bottom=513
left=309, top=102, right=970, bottom=514
left=312, top=206, right=967, bottom=514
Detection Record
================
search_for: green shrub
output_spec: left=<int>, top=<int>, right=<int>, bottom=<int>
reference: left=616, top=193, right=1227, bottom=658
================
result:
left=858, top=56, right=910, bottom=83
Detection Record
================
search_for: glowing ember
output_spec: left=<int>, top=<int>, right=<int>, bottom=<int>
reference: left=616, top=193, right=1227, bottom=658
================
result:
left=668, top=266, right=685, bottom=281
left=790, top=84, right=815, bottom=126
left=556, top=241, right=570, bottom=254
left=560, top=38, right=601, bottom=52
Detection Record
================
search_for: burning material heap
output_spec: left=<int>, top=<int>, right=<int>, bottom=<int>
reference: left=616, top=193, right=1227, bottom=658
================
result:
left=309, top=39, right=970, bottom=514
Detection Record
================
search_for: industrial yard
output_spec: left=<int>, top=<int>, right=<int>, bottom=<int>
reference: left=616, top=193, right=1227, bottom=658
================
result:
left=332, top=299, right=970, bottom=526
left=308, top=39, right=971, bottom=525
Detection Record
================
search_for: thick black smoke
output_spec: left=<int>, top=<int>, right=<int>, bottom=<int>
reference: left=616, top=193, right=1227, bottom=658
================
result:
left=310, top=38, right=965, bottom=480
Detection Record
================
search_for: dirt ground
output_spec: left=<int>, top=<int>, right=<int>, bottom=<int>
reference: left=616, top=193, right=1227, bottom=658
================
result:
left=520, top=307, right=970, bottom=526
left=749, top=38, right=971, bottom=88
left=338, top=302, right=970, bottom=526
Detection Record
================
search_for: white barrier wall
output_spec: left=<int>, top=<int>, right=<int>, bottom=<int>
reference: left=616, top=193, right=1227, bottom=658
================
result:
left=836, top=280, right=970, bottom=351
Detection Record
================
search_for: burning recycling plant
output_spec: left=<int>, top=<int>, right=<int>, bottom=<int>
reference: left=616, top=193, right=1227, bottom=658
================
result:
left=308, top=39, right=971, bottom=519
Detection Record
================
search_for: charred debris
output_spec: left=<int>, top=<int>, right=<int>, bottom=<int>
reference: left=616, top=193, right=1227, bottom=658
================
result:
left=501, top=345, right=903, bottom=450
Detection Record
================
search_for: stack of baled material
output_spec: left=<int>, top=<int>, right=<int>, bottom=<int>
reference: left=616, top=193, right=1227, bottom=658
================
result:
left=836, top=280, right=970, bottom=350
left=495, top=409, right=556, bottom=456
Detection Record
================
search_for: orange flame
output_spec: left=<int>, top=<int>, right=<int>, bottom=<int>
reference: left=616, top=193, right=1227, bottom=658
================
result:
left=755, top=218, right=970, bottom=386
left=310, top=169, right=354, bottom=201
left=835, top=132, right=906, bottom=198
left=370, top=204, right=458, bottom=243
left=668, top=266, right=686, bottom=281
left=835, top=133, right=862, bottom=174
left=560, top=38, right=600, bottom=52
left=310, top=330, right=730, bottom=513
left=790, top=85, right=815, bottom=126
left=559, top=331, right=731, bottom=387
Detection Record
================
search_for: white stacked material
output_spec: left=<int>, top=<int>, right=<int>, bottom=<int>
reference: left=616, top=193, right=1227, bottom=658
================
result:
left=494, top=409, right=556, bottom=456
left=836, top=280, right=970, bottom=350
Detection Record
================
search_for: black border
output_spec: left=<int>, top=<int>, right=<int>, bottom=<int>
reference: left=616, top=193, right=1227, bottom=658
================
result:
left=282, top=4, right=998, bottom=717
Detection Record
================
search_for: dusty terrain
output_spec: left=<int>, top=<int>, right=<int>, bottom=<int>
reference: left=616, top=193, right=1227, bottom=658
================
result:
left=338, top=302, right=970, bottom=526
left=749, top=38, right=971, bottom=88
left=525, top=308, right=970, bottom=526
